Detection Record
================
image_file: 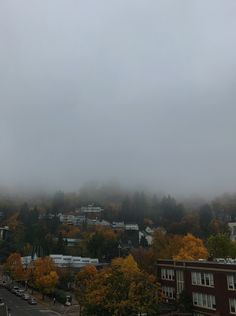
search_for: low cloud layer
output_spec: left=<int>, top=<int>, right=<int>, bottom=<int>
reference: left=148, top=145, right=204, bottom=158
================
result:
left=1, top=1, right=236, bottom=197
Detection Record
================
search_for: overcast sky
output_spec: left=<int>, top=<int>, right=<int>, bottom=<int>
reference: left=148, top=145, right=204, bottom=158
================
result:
left=1, top=0, right=236, bottom=197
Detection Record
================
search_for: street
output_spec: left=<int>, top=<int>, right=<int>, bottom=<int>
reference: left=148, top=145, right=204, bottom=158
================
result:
left=0, top=288, right=61, bottom=316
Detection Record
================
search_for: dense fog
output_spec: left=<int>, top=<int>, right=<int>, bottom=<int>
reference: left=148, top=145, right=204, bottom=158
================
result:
left=1, top=1, right=236, bottom=197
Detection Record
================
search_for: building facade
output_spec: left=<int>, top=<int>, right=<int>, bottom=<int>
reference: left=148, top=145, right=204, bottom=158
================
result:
left=80, top=205, right=103, bottom=220
left=157, top=259, right=236, bottom=316
left=21, top=254, right=99, bottom=268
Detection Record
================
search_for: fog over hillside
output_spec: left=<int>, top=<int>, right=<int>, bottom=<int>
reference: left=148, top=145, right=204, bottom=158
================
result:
left=1, top=1, right=236, bottom=197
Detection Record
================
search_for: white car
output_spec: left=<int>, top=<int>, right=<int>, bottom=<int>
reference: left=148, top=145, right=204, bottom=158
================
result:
left=22, top=293, right=30, bottom=300
left=65, top=300, right=71, bottom=306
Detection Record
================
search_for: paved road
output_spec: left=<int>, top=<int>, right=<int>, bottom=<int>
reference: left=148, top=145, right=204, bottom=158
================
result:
left=0, top=288, right=61, bottom=316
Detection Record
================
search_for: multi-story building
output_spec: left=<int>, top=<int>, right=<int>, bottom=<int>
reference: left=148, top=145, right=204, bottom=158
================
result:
left=157, top=259, right=236, bottom=316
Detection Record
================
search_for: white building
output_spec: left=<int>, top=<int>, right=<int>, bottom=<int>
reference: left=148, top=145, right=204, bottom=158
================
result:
left=50, top=255, right=99, bottom=268
left=21, top=255, right=99, bottom=268
left=228, top=222, right=236, bottom=241
left=59, top=214, right=86, bottom=226
left=125, top=224, right=139, bottom=231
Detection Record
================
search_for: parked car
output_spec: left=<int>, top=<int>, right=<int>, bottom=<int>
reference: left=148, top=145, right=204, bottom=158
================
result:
left=11, top=286, right=19, bottom=294
left=28, top=298, right=37, bottom=305
left=16, top=289, right=25, bottom=297
left=0, top=297, right=5, bottom=306
left=22, top=293, right=30, bottom=300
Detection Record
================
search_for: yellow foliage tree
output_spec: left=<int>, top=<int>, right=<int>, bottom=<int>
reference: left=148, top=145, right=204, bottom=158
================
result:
left=31, top=257, right=59, bottom=298
left=76, top=255, right=162, bottom=316
left=112, top=255, right=140, bottom=279
left=174, top=233, right=208, bottom=260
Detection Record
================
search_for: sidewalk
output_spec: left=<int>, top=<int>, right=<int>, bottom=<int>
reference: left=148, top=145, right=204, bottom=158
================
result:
left=29, top=290, right=80, bottom=316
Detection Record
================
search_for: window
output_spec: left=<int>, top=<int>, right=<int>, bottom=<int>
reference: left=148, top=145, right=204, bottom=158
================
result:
left=162, top=286, right=175, bottom=299
left=230, top=298, right=236, bottom=314
left=228, top=275, right=236, bottom=290
left=176, top=270, right=184, bottom=295
left=191, top=272, right=214, bottom=287
left=192, top=292, right=216, bottom=310
left=161, top=268, right=174, bottom=280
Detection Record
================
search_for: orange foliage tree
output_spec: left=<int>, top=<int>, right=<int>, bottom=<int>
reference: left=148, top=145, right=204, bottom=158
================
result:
left=174, top=233, right=208, bottom=260
left=30, top=256, right=59, bottom=298
left=4, top=253, right=28, bottom=281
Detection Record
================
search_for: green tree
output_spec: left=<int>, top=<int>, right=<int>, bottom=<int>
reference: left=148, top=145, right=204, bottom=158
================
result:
left=207, top=234, right=236, bottom=258
left=55, top=232, right=66, bottom=254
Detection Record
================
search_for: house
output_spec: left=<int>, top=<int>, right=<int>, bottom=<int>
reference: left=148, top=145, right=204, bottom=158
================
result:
left=80, top=204, right=103, bottom=220
left=59, top=213, right=86, bottom=226
left=157, top=259, right=236, bottom=316
left=139, top=231, right=152, bottom=246
left=228, top=222, right=236, bottom=241
left=0, top=226, right=9, bottom=240
left=122, top=224, right=140, bottom=248
left=59, top=214, right=75, bottom=225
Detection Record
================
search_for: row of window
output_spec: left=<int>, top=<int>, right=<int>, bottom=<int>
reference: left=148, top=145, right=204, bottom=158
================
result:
left=162, top=286, right=175, bottom=299
left=192, top=292, right=216, bottom=310
left=161, top=268, right=236, bottom=291
left=191, top=272, right=214, bottom=287
left=192, top=293, right=236, bottom=314
left=161, top=269, right=236, bottom=313
left=161, top=268, right=175, bottom=280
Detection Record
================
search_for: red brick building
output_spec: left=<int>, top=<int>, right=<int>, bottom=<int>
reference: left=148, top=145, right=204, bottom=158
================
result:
left=157, top=259, right=236, bottom=316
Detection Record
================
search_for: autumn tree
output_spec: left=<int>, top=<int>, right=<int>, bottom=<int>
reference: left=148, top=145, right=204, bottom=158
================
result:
left=30, top=256, right=59, bottom=299
left=4, top=252, right=28, bottom=281
left=174, top=233, right=208, bottom=260
left=151, top=230, right=183, bottom=259
left=131, top=247, right=156, bottom=274
left=76, top=264, right=98, bottom=313
left=76, top=255, right=162, bottom=316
